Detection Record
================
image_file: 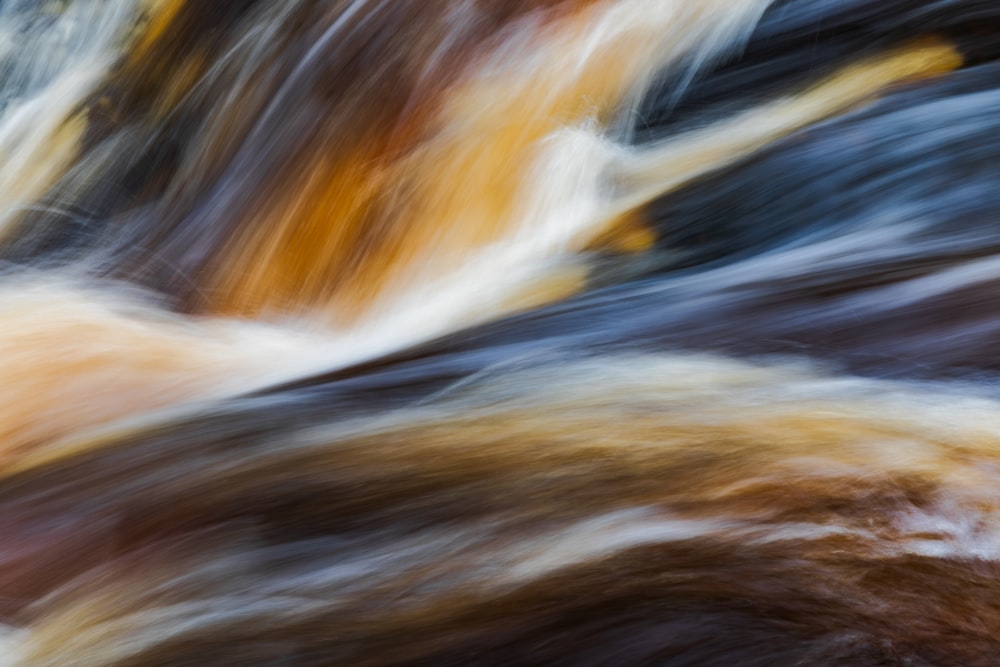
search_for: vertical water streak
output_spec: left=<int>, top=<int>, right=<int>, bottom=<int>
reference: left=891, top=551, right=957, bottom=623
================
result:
left=203, top=0, right=777, bottom=358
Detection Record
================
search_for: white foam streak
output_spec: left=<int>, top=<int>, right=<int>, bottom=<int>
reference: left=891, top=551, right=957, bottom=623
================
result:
left=0, top=627, right=25, bottom=667
left=0, top=0, right=143, bottom=229
left=320, top=0, right=773, bottom=367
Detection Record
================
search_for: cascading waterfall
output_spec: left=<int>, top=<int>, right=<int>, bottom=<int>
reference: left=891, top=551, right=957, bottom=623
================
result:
left=3, top=1, right=1000, bottom=664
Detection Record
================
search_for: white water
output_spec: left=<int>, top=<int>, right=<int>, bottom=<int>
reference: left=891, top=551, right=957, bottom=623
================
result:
left=0, top=0, right=143, bottom=228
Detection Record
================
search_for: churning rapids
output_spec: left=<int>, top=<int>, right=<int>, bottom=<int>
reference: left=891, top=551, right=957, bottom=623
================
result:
left=3, top=1, right=1000, bottom=665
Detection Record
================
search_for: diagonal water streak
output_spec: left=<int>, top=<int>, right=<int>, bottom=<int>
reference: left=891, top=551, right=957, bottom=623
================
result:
left=0, top=0, right=144, bottom=229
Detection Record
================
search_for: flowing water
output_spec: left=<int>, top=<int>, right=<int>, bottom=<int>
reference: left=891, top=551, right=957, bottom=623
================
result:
left=3, top=1, right=1000, bottom=664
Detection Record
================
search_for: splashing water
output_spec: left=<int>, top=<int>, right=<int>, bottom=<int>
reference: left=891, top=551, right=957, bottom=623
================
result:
left=5, top=1, right=1000, bottom=664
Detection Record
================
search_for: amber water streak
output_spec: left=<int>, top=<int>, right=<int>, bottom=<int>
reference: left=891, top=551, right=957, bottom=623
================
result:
left=204, top=10, right=965, bottom=351
left=0, top=281, right=337, bottom=471
left=11, top=356, right=1000, bottom=665
left=29, top=0, right=949, bottom=346
left=0, top=1, right=999, bottom=664
left=206, top=0, right=774, bottom=326
left=311, top=35, right=962, bottom=354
